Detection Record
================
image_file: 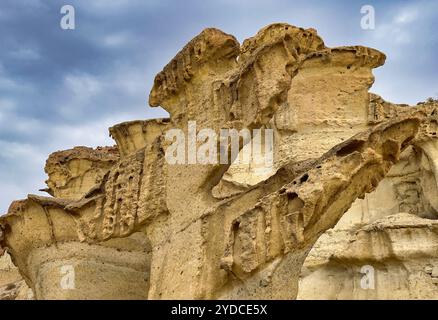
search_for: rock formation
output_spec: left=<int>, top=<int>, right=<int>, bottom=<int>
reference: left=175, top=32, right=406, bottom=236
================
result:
left=1, top=23, right=437, bottom=300
left=297, top=97, right=438, bottom=299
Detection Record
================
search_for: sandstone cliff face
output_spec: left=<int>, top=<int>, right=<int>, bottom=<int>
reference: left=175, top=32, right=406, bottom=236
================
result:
left=298, top=213, right=438, bottom=299
left=0, top=23, right=437, bottom=300
left=44, top=146, right=119, bottom=200
left=0, top=253, right=32, bottom=300
left=1, top=147, right=150, bottom=300
left=297, top=101, right=438, bottom=299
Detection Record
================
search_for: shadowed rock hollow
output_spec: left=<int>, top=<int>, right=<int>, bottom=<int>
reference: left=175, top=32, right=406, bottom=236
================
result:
left=1, top=23, right=437, bottom=300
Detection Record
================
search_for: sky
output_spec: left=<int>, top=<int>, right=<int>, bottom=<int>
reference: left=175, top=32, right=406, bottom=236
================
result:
left=0, top=0, right=437, bottom=213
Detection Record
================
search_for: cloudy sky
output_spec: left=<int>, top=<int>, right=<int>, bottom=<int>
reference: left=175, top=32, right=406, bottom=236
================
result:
left=0, top=0, right=437, bottom=213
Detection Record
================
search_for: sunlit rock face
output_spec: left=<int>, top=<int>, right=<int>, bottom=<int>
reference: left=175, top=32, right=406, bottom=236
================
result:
left=0, top=253, right=33, bottom=300
left=298, top=213, right=438, bottom=299
left=44, top=146, right=119, bottom=200
left=1, top=147, right=151, bottom=300
left=298, top=99, right=438, bottom=300
left=1, top=23, right=437, bottom=300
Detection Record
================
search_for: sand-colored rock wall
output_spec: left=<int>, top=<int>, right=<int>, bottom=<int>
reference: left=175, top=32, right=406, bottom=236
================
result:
left=1, top=23, right=437, bottom=300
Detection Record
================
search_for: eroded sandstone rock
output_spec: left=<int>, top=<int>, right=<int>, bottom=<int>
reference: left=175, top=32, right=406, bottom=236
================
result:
left=2, top=196, right=151, bottom=299
left=297, top=101, right=438, bottom=299
left=44, top=146, right=119, bottom=200
left=1, top=23, right=437, bottom=300
left=298, top=213, right=438, bottom=299
left=0, top=253, right=33, bottom=300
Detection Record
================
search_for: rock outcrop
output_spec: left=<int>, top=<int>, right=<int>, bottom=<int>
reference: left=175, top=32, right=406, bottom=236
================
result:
left=1, top=23, right=437, bottom=300
left=0, top=253, right=33, bottom=300
left=44, top=146, right=119, bottom=200
left=297, top=98, right=438, bottom=299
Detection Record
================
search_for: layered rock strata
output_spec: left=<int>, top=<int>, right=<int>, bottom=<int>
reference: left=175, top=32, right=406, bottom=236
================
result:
left=0, top=23, right=437, bottom=300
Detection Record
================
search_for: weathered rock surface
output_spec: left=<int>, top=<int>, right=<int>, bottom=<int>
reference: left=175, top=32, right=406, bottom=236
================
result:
left=0, top=253, right=33, bottom=300
left=1, top=23, right=437, bottom=300
left=44, top=146, right=119, bottom=200
left=297, top=107, right=438, bottom=299
left=298, top=213, right=438, bottom=299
